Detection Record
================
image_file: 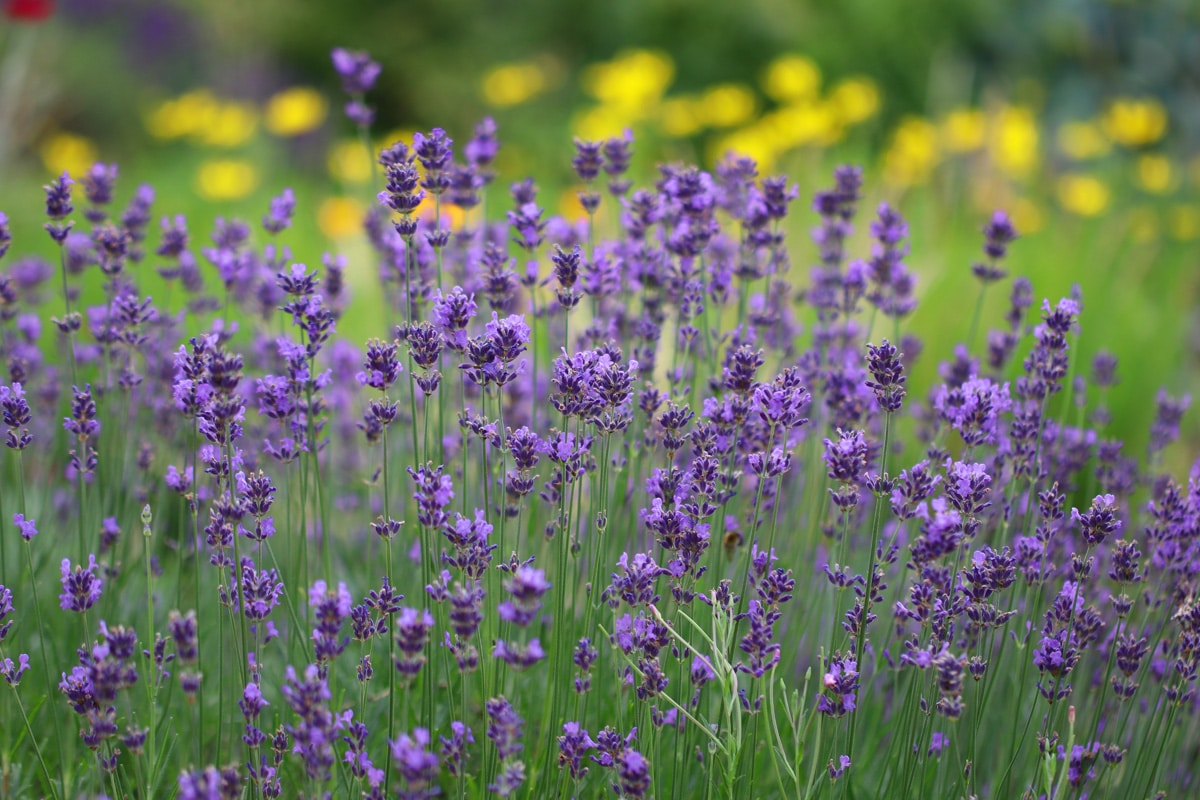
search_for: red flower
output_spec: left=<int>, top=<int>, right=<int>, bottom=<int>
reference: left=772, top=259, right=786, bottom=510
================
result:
left=4, top=0, right=54, bottom=21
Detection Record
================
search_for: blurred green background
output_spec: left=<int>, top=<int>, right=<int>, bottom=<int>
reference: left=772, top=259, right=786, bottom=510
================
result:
left=1, top=0, right=1198, bottom=463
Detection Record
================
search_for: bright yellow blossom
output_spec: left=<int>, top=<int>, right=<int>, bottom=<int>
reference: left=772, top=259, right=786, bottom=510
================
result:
left=195, top=159, right=258, bottom=201
left=828, top=77, right=879, bottom=126
left=1101, top=98, right=1167, bottom=147
left=39, top=132, right=98, bottom=177
left=883, top=117, right=939, bottom=187
left=200, top=101, right=258, bottom=148
left=481, top=61, right=547, bottom=107
left=146, top=90, right=220, bottom=140
left=700, top=83, right=756, bottom=129
left=1056, top=174, right=1109, bottom=217
left=265, top=87, right=327, bottom=137
left=581, top=50, right=674, bottom=118
left=761, top=54, right=820, bottom=102
left=989, top=106, right=1039, bottom=179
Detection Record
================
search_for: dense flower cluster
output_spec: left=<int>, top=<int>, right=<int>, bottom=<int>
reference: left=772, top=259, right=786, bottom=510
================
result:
left=0, top=45, right=1194, bottom=800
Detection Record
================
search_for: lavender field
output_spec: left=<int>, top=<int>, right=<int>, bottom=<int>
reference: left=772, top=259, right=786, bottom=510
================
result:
left=1, top=26, right=1199, bottom=800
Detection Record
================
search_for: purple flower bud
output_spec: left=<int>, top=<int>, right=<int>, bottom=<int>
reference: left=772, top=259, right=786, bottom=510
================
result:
left=331, top=47, right=381, bottom=95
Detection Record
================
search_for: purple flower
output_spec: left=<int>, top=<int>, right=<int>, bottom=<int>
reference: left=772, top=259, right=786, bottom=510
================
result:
left=414, top=128, right=454, bottom=195
left=309, top=580, right=352, bottom=663
left=866, top=339, right=906, bottom=412
left=934, top=377, right=1012, bottom=446
left=60, top=555, right=103, bottom=612
left=394, top=607, right=434, bottom=679
left=390, top=727, right=440, bottom=799
left=1, top=382, right=33, bottom=449
left=439, top=719, right=474, bottom=777
left=44, top=172, right=75, bottom=243
left=262, top=188, right=296, bottom=234
left=817, top=653, right=859, bottom=717
left=497, top=565, right=550, bottom=627
left=616, top=749, right=652, bottom=798
left=12, top=513, right=37, bottom=541
left=1072, top=494, right=1121, bottom=546
left=280, top=664, right=348, bottom=782
left=430, top=287, right=477, bottom=351
left=572, top=138, right=604, bottom=183
left=1149, top=390, right=1189, bottom=454
left=331, top=47, right=381, bottom=95
left=1, top=653, right=29, bottom=686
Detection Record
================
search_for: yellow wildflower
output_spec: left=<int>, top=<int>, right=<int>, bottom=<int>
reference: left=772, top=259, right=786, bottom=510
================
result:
left=1101, top=97, right=1167, bottom=147
left=828, top=77, right=880, bottom=126
left=318, top=197, right=365, bottom=240
left=581, top=50, right=674, bottom=117
left=700, top=83, right=756, bottom=129
left=39, top=132, right=98, bottom=178
left=761, top=54, right=820, bottom=103
left=195, top=159, right=258, bottom=201
left=481, top=61, right=547, bottom=107
left=200, top=101, right=258, bottom=148
left=1056, top=174, right=1109, bottom=217
left=883, top=117, right=939, bottom=187
left=146, top=89, right=219, bottom=140
left=265, top=87, right=328, bottom=137
left=989, top=106, right=1039, bottom=179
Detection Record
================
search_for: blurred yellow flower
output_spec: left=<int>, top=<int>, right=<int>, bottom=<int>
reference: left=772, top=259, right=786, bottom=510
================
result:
left=940, top=108, right=985, bottom=153
left=572, top=105, right=633, bottom=141
left=582, top=50, right=674, bottom=117
left=1135, top=154, right=1175, bottom=194
left=39, top=132, right=97, bottom=177
left=989, top=106, right=1039, bottom=179
left=700, top=84, right=756, bottom=129
left=1010, top=197, right=1044, bottom=235
left=200, top=101, right=258, bottom=148
left=658, top=96, right=705, bottom=137
left=327, top=139, right=373, bottom=185
left=196, top=159, right=258, bottom=201
left=318, top=196, right=365, bottom=239
left=711, top=126, right=777, bottom=173
left=1101, top=98, right=1167, bottom=147
left=1167, top=204, right=1200, bottom=241
left=146, top=89, right=219, bottom=140
left=481, top=61, right=547, bottom=107
left=761, top=54, right=820, bottom=103
left=1128, top=207, right=1160, bottom=243
left=883, top=117, right=939, bottom=187
left=828, top=77, right=879, bottom=126
left=1056, top=174, right=1109, bottom=217
left=265, top=87, right=327, bottom=137
left=1056, top=121, right=1110, bottom=161
left=762, top=101, right=841, bottom=149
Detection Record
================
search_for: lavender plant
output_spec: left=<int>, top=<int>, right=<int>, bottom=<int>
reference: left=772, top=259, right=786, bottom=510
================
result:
left=0, top=47, right=1197, bottom=800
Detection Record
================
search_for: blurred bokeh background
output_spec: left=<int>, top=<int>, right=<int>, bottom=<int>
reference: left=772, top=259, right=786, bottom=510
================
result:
left=1, top=0, right=1198, bottom=457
